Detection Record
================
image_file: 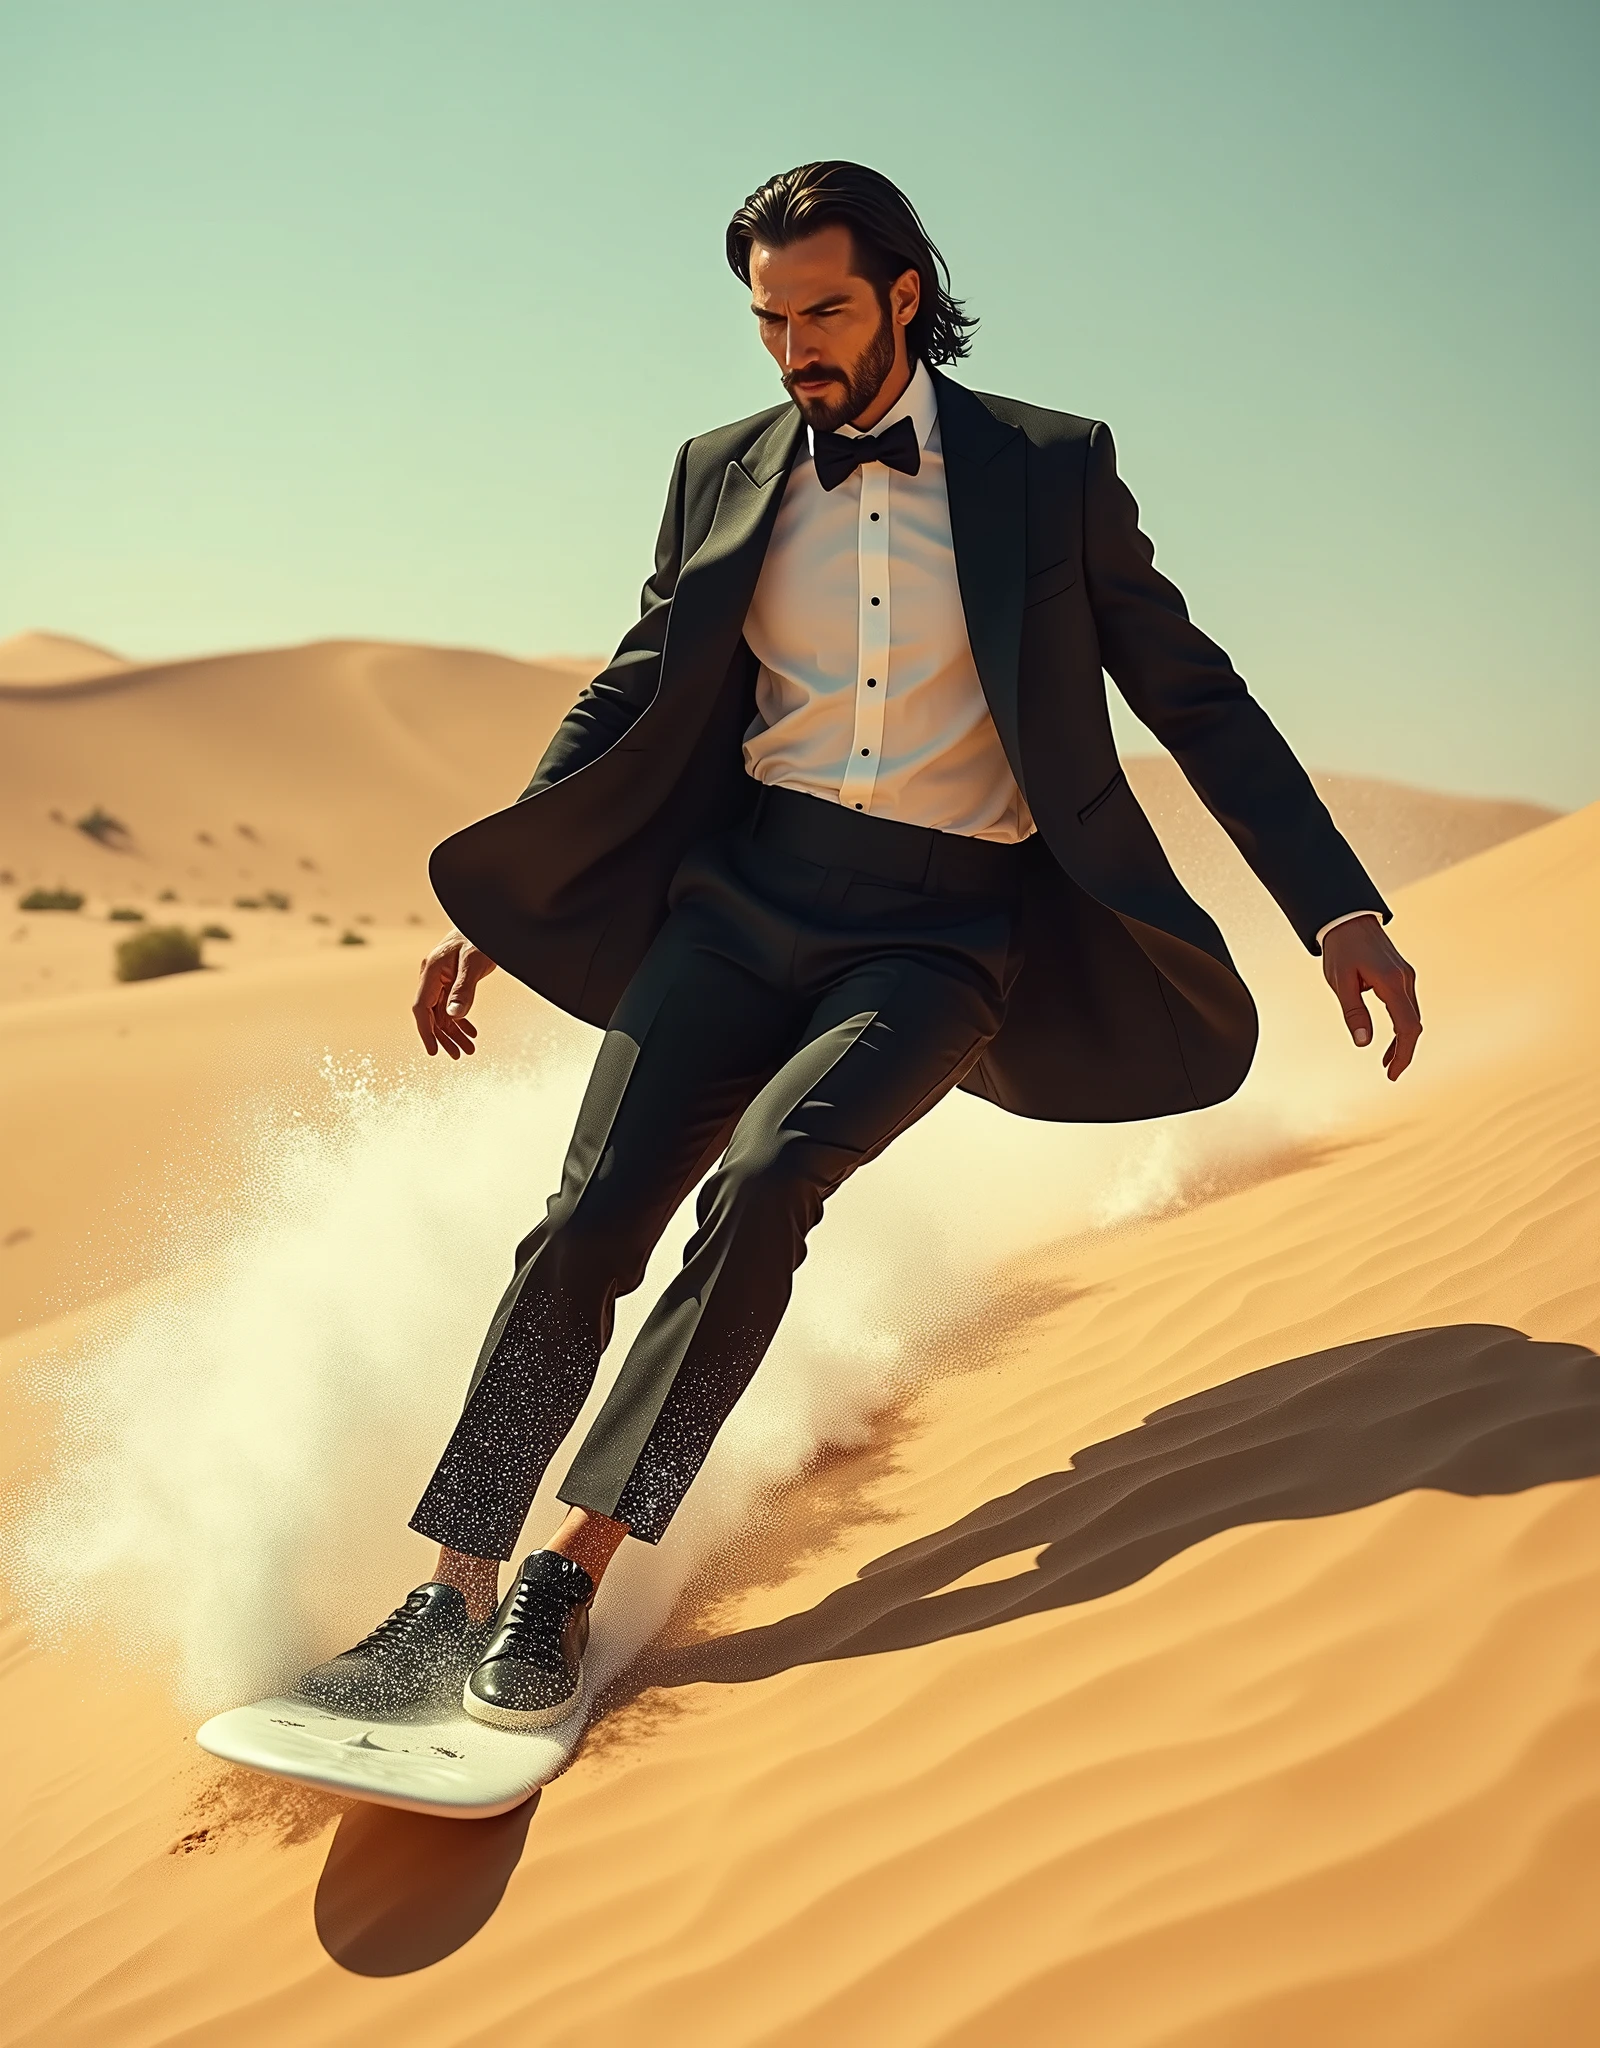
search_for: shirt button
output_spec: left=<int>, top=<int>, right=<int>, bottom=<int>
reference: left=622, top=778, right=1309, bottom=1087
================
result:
left=867, top=678, right=877, bottom=687
left=870, top=512, right=880, bottom=521
left=861, top=747, right=870, bottom=756
left=870, top=596, right=880, bottom=605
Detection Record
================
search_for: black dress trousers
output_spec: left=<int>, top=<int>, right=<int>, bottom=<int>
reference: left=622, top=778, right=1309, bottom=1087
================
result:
left=409, top=784, right=1024, bottom=1556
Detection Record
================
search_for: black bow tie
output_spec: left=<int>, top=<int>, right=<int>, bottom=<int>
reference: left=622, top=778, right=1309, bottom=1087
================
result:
left=812, top=413, right=922, bottom=492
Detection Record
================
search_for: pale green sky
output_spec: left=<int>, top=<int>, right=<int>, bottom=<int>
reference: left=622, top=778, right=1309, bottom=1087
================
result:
left=2, top=0, right=1594, bottom=806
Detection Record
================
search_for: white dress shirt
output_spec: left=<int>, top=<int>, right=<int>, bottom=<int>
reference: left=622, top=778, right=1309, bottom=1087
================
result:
left=740, top=359, right=1375, bottom=946
left=742, top=360, right=1034, bottom=844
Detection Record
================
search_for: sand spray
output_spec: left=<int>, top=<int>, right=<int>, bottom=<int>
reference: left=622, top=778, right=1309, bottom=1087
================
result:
left=12, top=972, right=1373, bottom=1715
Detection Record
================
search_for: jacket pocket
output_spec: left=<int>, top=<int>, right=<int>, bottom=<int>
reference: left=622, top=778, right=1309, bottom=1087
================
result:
left=1076, top=766, right=1127, bottom=824
left=1022, top=557, right=1079, bottom=609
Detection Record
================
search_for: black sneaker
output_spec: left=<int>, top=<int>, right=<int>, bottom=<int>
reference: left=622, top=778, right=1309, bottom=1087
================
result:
left=296, top=1582, right=494, bottom=1716
left=463, top=1551, right=593, bottom=1729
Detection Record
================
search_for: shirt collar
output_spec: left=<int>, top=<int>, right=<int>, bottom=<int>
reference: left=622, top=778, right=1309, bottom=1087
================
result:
left=805, top=357, right=939, bottom=458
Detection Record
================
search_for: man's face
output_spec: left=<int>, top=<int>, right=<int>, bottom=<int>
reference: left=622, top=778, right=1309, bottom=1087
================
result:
left=749, top=223, right=919, bottom=432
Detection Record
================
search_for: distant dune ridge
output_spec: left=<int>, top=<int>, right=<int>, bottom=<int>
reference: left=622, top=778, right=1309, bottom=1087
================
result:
left=0, top=629, right=134, bottom=686
left=1121, top=754, right=1560, bottom=942
left=0, top=639, right=589, bottom=931
left=0, top=635, right=1597, bottom=2044
left=0, top=632, right=1562, bottom=933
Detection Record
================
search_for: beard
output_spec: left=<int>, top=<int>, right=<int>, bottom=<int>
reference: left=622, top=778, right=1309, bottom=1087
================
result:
left=782, top=302, right=898, bottom=432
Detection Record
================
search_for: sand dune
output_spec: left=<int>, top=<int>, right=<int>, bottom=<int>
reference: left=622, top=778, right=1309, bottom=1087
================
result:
left=0, top=633, right=1560, bottom=1334
left=0, top=632, right=1559, bottom=1336
left=0, top=636, right=1595, bottom=2042
left=0, top=639, right=589, bottom=944
left=0, top=630, right=133, bottom=687
left=0, top=636, right=1558, bottom=1011
left=1122, top=754, right=1560, bottom=949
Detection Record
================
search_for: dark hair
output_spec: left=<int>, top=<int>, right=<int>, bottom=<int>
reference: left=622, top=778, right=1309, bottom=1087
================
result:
left=725, top=161, right=976, bottom=366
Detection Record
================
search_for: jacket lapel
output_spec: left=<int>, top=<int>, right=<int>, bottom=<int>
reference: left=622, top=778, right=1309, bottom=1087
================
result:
left=658, top=406, right=803, bottom=703
left=933, top=370, right=1028, bottom=784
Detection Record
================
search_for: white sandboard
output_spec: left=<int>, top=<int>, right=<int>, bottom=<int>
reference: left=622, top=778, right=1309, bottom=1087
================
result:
left=196, top=1688, right=588, bottom=1818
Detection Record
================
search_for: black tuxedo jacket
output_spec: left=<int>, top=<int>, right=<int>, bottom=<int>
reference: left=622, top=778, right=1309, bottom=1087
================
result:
left=430, top=370, right=1388, bottom=1123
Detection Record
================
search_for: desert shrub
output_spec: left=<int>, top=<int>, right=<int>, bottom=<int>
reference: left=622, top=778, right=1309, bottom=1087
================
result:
left=108, top=906, right=145, bottom=922
left=115, top=925, right=202, bottom=982
left=262, top=889, right=291, bottom=911
left=310, top=912, right=331, bottom=925
left=20, top=888, right=84, bottom=912
left=77, top=806, right=131, bottom=846
left=233, top=895, right=262, bottom=909
left=200, top=923, right=232, bottom=940
left=157, top=888, right=178, bottom=902
left=338, top=929, right=368, bottom=946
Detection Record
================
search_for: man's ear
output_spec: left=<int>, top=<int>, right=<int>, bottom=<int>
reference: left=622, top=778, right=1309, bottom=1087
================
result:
left=891, top=266, right=921, bottom=329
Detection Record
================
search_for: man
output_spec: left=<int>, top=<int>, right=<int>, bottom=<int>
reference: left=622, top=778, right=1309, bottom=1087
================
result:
left=299, top=161, right=1420, bottom=1730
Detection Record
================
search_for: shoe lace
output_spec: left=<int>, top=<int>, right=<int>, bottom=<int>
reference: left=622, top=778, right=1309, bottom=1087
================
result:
left=497, top=1578, right=562, bottom=1655
left=353, top=1590, right=433, bottom=1654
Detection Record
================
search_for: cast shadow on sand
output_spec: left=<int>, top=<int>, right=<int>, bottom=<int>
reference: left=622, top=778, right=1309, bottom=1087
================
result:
left=313, top=1321, right=1598, bottom=1973
left=313, top=1793, right=539, bottom=1975
left=643, top=1323, right=1600, bottom=1684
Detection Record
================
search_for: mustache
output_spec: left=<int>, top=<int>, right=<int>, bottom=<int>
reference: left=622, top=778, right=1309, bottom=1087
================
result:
left=781, top=364, right=846, bottom=394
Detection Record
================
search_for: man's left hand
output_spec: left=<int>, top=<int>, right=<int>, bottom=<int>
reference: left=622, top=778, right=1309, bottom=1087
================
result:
left=1321, top=915, right=1422, bottom=1081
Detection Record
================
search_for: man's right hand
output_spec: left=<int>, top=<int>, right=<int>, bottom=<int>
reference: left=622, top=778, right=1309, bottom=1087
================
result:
left=413, top=931, right=498, bottom=1059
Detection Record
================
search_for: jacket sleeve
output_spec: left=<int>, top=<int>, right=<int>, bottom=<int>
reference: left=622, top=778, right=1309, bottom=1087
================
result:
left=519, top=440, right=691, bottom=798
left=1082, top=421, right=1390, bottom=953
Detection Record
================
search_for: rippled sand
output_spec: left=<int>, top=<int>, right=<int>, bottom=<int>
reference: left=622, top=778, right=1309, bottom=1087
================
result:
left=0, top=642, right=1594, bottom=2043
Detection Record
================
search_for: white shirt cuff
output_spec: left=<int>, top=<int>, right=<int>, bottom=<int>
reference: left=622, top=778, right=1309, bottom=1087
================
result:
left=1315, top=909, right=1379, bottom=949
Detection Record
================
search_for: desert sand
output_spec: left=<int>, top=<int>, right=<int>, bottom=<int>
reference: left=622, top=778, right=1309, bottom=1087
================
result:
left=1, top=636, right=1595, bottom=2045
left=0, top=631, right=136, bottom=687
